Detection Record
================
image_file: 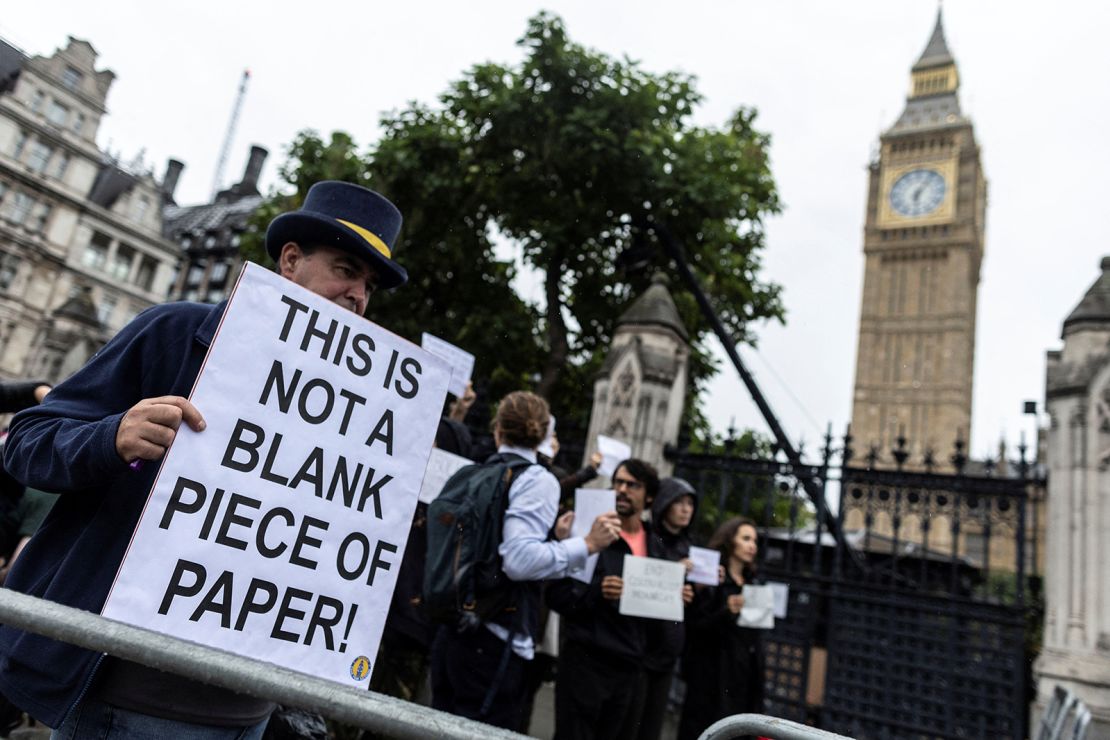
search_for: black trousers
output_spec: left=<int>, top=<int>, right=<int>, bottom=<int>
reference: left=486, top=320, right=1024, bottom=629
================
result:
left=555, top=641, right=643, bottom=740
left=634, top=667, right=674, bottom=740
left=429, top=626, right=526, bottom=731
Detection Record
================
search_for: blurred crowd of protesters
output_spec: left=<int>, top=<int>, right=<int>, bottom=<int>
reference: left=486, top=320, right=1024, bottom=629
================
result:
left=0, top=183, right=766, bottom=739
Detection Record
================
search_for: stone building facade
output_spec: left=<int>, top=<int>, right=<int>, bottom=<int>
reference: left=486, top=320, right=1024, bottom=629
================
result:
left=1035, top=258, right=1110, bottom=737
left=583, top=274, right=689, bottom=477
left=0, top=36, right=179, bottom=384
left=849, top=10, right=986, bottom=465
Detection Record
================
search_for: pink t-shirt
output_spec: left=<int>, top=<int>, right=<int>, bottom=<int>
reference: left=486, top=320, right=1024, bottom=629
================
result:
left=620, top=526, right=648, bottom=557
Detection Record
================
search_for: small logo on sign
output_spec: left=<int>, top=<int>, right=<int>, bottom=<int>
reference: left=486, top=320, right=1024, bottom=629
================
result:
left=350, top=655, right=372, bottom=681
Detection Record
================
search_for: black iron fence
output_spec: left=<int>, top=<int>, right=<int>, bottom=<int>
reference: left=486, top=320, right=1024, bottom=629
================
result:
left=668, top=430, right=1045, bottom=740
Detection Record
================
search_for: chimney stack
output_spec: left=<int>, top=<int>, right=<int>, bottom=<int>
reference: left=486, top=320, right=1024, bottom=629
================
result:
left=162, top=158, right=184, bottom=203
left=239, top=145, right=268, bottom=193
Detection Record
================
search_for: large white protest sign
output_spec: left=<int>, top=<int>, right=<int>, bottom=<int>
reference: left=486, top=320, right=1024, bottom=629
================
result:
left=419, top=448, right=472, bottom=504
left=102, top=263, right=449, bottom=687
left=738, top=584, right=776, bottom=629
left=687, top=546, right=721, bottom=586
left=618, top=555, right=685, bottom=621
left=596, top=435, right=631, bottom=478
left=420, top=333, right=474, bottom=398
left=568, top=488, right=615, bottom=584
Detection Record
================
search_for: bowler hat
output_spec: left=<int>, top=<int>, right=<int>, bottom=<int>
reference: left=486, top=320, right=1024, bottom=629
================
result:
left=266, top=181, right=407, bottom=289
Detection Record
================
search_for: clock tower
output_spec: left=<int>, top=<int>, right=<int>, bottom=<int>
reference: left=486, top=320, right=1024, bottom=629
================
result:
left=850, top=10, right=986, bottom=465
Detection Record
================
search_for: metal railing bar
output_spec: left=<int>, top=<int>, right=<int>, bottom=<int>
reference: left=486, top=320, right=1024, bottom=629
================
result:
left=697, top=713, right=854, bottom=740
left=0, top=589, right=526, bottom=740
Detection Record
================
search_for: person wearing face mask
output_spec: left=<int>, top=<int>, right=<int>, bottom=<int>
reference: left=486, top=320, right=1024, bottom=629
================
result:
left=623, top=477, right=699, bottom=740
left=677, top=516, right=765, bottom=740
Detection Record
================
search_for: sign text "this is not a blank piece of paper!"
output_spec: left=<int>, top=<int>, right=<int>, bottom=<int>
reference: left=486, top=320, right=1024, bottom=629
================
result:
left=102, top=263, right=449, bottom=687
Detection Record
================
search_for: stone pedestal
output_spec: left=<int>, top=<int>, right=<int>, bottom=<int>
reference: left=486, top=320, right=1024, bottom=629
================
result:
left=582, top=274, right=689, bottom=478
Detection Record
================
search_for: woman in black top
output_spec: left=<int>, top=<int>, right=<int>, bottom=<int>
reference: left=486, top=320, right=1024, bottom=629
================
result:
left=677, top=517, right=764, bottom=740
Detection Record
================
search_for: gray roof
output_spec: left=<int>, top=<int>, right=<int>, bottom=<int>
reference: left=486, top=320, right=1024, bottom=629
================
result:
left=164, top=194, right=262, bottom=241
left=615, top=273, right=688, bottom=341
left=0, top=39, right=26, bottom=94
left=889, top=92, right=964, bottom=132
left=88, top=164, right=139, bottom=209
left=1062, top=257, right=1110, bottom=336
left=913, top=8, right=954, bottom=71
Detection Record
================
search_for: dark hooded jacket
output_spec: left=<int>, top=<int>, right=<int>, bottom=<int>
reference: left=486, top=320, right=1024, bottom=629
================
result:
left=643, top=477, right=698, bottom=673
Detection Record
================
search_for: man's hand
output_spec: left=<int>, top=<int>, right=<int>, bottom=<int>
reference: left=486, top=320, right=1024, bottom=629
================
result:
left=555, top=511, right=574, bottom=540
left=116, top=396, right=205, bottom=463
left=447, top=382, right=476, bottom=422
left=584, top=511, right=621, bottom=554
left=726, top=593, right=745, bottom=615
left=588, top=451, right=603, bottom=469
left=680, top=558, right=693, bottom=573
left=601, top=575, right=623, bottom=601
left=682, top=584, right=694, bottom=604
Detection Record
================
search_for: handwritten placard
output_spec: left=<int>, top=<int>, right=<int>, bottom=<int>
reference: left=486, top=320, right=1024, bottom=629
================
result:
left=619, top=555, right=685, bottom=621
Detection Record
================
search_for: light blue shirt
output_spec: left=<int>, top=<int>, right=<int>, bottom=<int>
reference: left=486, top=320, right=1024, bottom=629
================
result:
left=487, top=444, right=589, bottom=658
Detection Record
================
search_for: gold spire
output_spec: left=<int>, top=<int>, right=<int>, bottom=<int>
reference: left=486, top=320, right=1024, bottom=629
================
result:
left=909, top=7, right=958, bottom=99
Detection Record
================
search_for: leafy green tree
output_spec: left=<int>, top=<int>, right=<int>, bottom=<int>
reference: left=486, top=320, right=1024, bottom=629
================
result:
left=244, top=12, right=783, bottom=442
left=421, top=13, right=783, bottom=427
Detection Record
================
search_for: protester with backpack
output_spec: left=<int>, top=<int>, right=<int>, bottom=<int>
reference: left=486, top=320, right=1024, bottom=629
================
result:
left=426, top=391, right=621, bottom=730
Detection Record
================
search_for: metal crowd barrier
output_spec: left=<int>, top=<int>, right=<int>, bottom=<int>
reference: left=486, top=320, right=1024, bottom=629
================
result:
left=0, top=588, right=852, bottom=739
left=697, top=715, right=854, bottom=740
left=0, top=588, right=525, bottom=739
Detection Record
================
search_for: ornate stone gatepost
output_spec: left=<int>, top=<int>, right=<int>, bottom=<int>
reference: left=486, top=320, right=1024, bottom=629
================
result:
left=1036, top=257, right=1110, bottom=737
left=582, top=274, right=689, bottom=478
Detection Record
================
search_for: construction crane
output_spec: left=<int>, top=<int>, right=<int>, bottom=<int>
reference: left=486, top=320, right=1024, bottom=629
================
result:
left=210, top=69, right=250, bottom=200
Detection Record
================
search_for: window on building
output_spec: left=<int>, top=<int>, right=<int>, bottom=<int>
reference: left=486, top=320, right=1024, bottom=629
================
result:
left=12, top=131, right=28, bottom=160
left=205, top=288, right=225, bottom=304
left=6, top=192, right=35, bottom=225
left=135, top=256, right=158, bottom=292
left=209, top=261, right=229, bottom=285
left=82, top=231, right=111, bottom=270
left=53, top=153, right=70, bottom=180
left=183, top=288, right=200, bottom=302
left=27, top=141, right=54, bottom=173
left=230, top=233, right=241, bottom=247
left=29, top=90, right=44, bottom=113
left=62, top=66, right=83, bottom=90
left=133, top=195, right=150, bottom=223
left=72, top=112, right=85, bottom=136
left=96, top=294, right=118, bottom=325
left=0, top=253, right=18, bottom=292
left=0, top=181, right=7, bottom=204
left=110, top=244, right=135, bottom=282
left=186, top=263, right=205, bottom=286
left=204, top=235, right=217, bottom=248
left=30, top=203, right=52, bottom=232
left=46, top=101, right=69, bottom=127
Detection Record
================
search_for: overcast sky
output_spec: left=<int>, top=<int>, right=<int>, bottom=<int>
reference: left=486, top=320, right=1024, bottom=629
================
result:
left=3, top=1, right=1108, bottom=463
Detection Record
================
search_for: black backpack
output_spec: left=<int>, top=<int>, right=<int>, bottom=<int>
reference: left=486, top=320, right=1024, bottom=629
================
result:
left=423, top=453, right=532, bottom=629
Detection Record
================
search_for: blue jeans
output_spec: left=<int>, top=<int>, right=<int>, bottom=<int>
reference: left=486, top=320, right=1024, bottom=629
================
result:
left=51, top=698, right=269, bottom=740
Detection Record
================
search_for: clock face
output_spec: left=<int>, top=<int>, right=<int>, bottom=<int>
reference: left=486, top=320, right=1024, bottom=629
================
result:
left=889, top=169, right=946, bottom=217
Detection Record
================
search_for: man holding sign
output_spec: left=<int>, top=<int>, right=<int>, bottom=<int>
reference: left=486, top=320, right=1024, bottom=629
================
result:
left=0, top=182, right=410, bottom=737
left=549, top=459, right=691, bottom=740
